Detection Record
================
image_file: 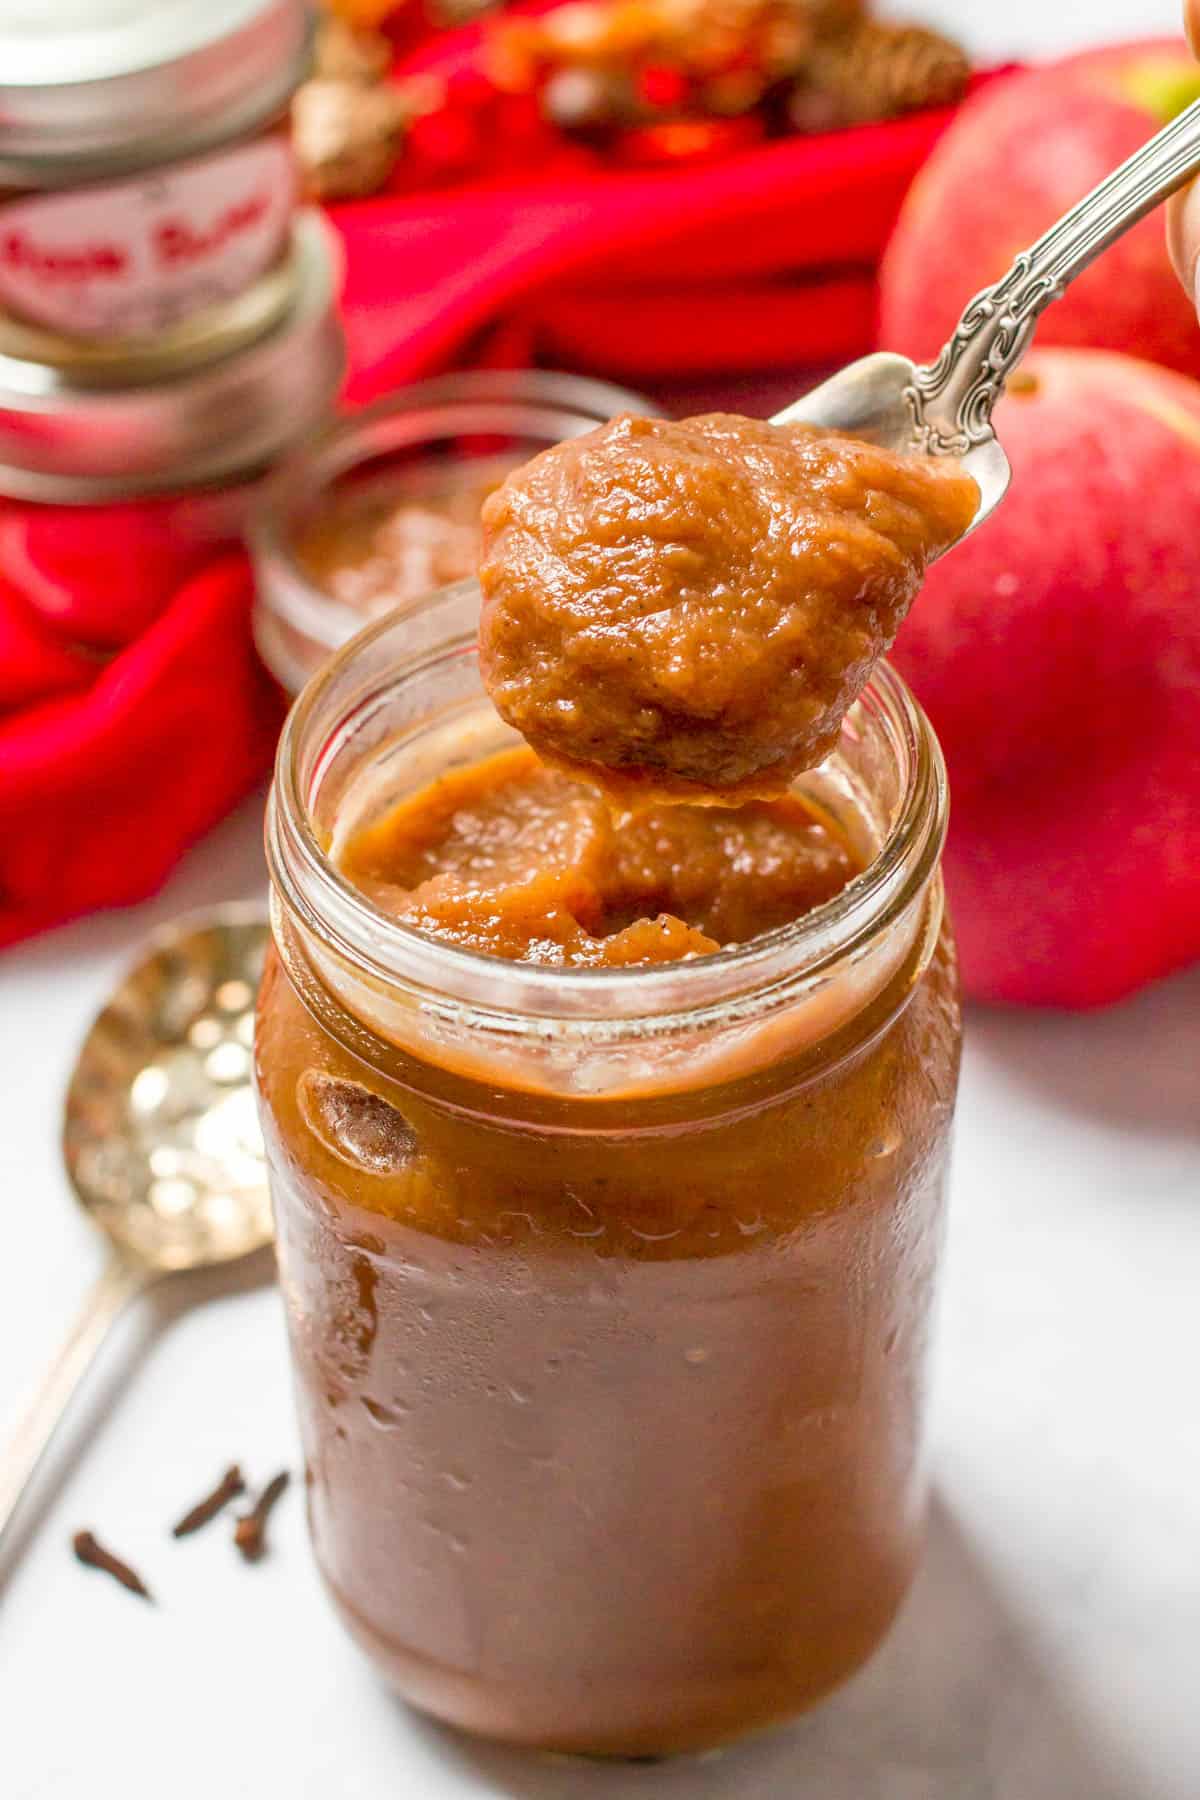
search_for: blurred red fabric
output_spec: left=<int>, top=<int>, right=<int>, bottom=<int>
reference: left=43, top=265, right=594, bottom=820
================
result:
left=0, top=23, right=1008, bottom=948
left=0, top=554, right=279, bottom=948
left=334, top=75, right=1000, bottom=395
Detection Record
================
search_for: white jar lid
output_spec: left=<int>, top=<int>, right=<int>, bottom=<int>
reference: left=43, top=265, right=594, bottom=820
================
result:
left=0, top=0, right=313, bottom=185
left=0, top=209, right=345, bottom=502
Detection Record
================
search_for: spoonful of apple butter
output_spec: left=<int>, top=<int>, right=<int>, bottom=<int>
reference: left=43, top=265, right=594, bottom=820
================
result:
left=479, top=414, right=976, bottom=802
left=480, top=93, right=1200, bottom=802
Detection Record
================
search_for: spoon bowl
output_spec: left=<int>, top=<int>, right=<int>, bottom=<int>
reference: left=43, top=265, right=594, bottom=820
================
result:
left=1, top=903, right=272, bottom=1554
left=62, top=905, right=272, bottom=1271
left=772, top=351, right=1012, bottom=550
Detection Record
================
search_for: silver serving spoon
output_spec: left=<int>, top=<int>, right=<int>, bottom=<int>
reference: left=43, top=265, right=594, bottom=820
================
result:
left=0, top=905, right=272, bottom=1553
left=772, top=94, right=1200, bottom=540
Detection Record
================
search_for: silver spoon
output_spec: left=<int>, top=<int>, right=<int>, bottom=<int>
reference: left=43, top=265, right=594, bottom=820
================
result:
left=772, top=94, right=1200, bottom=539
left=0, top=905, right=272, bottom=1552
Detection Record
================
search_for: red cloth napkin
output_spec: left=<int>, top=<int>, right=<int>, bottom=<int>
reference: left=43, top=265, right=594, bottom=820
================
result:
left=333, top=68, right=1002, bottom=396
left=0, top=542, right=281, bottom=949
left=0, top=30, right=1007, bottom=950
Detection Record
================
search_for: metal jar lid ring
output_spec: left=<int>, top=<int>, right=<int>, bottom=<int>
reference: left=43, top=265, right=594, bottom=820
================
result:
left=0, top=0, right=313, bottom=186
left=0, top=209, right=346, bottom=504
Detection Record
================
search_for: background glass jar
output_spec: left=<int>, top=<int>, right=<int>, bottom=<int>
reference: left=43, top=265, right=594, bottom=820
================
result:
left=0, top=210, right=344, bottom=644
left=0, top=212, right=343, bottom=503
left=0, top=0, right=310, bottom=341
left=257, top=583, right=963, bottom=1757
left=249, top=369, right=659, bottom=694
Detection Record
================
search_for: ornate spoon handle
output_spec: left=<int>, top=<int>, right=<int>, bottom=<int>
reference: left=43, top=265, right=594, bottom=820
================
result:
left=908, top=95, right=1200, bottom=455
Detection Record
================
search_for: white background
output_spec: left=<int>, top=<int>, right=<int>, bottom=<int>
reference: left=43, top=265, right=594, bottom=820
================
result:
left=1, top=3, right=1195, bottom=1796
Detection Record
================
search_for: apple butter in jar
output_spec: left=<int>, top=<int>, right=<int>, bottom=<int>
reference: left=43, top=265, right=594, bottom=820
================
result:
left=258, top=553, right=964, bottom=1753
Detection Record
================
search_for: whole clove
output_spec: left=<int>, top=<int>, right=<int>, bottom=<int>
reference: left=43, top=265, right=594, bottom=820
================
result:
left=172, top=1464, right=246, bottom=1538
left=72, top=1530, right=153, bottom=1601
left=233, top=1470, right=291, bottom=1563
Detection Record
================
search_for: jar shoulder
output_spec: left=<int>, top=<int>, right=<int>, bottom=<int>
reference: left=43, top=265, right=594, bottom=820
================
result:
left=256, top=924, right=961, bottom=1262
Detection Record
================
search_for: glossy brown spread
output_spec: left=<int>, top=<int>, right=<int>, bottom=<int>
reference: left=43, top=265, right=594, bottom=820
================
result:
left=479, top=412, right=977, bottom=800
left=257, top=410, right=967, bottom=1757
left=257, top=914, right=961, bottom=1754
left=338, top=744, right=857, bottom=966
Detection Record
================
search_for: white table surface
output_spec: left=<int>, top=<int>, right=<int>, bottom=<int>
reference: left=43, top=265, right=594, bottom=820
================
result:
left=2, top=4, right=1195, bottom=1796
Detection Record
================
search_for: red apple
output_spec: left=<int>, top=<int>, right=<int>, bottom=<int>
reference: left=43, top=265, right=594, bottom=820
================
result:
left=879, top=40, right=1200, bottom=379
left=890, top=347, right=1200, bottom=1008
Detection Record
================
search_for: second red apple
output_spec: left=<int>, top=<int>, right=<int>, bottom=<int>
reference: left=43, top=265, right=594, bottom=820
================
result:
left=879, top=40, right=1200, bottom=380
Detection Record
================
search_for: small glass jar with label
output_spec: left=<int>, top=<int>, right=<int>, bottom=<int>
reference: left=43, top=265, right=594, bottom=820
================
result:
left=0, top=210, right=345, bottom=636
left=0, top=0, right=311, bottom=345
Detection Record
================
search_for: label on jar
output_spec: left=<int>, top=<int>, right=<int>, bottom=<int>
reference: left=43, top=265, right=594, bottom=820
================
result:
left=0, top=138, right=296, bottom=340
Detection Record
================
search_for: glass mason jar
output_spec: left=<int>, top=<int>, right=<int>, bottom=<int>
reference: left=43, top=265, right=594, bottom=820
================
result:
left=250, top=368, right=658, bottom=695
left=257, top=580, right=963, bottom=1758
